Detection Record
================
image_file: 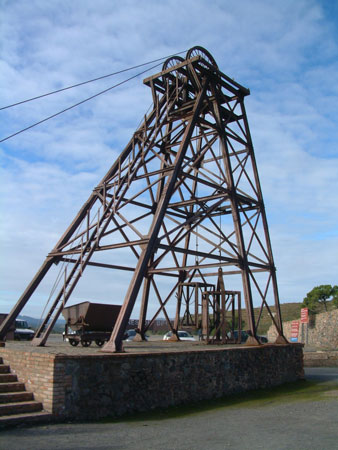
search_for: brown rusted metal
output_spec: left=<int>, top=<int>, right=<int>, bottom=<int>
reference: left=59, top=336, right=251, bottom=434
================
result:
left=0, top=47, right=286, bottom=351
left=199, top=269, right=242, bottom=345
left=62, top=302, right=121, bottom=332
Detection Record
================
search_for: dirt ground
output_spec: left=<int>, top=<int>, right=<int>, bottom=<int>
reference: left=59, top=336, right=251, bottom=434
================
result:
left=3, top=333, right=250, bottom=355
left=6, top=332, right=304, bottom=356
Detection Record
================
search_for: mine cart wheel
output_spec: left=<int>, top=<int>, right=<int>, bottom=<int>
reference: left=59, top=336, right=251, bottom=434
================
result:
left=95, top=339, right=105, bottom=347
left=81, top=339, right=92, bottom=347
left=69, top=339, right=79, bottom=347
left=162, top=55, right=185, bottom=72
left=186, top=46, right=218, bottom=69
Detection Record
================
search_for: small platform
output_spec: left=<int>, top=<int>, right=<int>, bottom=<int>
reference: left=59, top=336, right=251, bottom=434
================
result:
left=0, top=336, right=304, bottom=421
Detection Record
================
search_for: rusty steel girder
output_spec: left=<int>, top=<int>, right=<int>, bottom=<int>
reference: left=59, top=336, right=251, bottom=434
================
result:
left=0, top=47, right=287, bottom=351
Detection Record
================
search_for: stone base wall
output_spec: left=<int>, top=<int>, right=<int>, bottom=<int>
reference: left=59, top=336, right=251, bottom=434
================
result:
left=268, top=309, right=338, bottom=349
left=1, top=349, right=55, bottom=412
left=1, top=345, right=304, bottom=420
left=303, top=351, right=338, bottom=367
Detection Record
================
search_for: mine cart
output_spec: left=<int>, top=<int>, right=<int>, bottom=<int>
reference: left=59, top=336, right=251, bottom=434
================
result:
left=62, top=302, right=121, bottom=347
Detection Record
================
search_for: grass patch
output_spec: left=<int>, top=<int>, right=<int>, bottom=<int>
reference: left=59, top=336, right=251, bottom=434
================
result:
left=100, top=378, right=338, bottom=424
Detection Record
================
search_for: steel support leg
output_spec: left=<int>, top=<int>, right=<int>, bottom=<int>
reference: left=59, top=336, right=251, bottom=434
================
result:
left=102, top=81, right=209, bottom=352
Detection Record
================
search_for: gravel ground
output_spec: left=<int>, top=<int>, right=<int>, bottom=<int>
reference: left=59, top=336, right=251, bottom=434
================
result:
left=6, top=333, right=308, bottom=356
left=0, top=368, right=337, bottom=450
left=2, top=334, right=251, bottom=355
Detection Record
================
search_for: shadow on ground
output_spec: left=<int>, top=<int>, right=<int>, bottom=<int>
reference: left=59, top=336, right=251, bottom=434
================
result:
left=101, top=373, right=338, bottom=424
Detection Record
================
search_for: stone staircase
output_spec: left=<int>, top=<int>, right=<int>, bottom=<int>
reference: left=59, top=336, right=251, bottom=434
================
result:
left=0, top=356, right=52, bottom=428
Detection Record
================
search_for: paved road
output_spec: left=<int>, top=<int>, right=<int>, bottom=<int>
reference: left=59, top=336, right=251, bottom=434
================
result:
left=1, top=368, right=337, bottom=450
left=305, top=367, right=338, bottom=382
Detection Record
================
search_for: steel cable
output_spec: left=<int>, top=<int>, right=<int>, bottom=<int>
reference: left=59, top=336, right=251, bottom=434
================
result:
left=0, top=50, right=188, bottom=143
left=0, top=62, right=162, bottom=143
left=0, top=50, right=188, bottom=111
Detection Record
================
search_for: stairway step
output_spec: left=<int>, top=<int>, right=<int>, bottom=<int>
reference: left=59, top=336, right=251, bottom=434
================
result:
left=0, top=373, right=17, bottom=383
left=0, top=411, right=53, bottom=429
left=0, top=382, right=26, bottom=393
left=0, top=401, right=42, bottom=416
left=0, top=391, right=34, bottom=403
left=0, top=365, right=10, bottom=374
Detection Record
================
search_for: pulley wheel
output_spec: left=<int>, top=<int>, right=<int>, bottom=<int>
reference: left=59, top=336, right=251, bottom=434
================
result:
left=186, top=46, right=218, bottom=69
left=162, top=55, right=185, bottom=72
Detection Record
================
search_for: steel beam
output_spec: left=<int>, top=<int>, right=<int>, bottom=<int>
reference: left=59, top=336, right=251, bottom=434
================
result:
left=103, top=79, right=209, bottom=352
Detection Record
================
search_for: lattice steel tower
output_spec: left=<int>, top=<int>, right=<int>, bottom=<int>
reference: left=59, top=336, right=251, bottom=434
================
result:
left=0, top=47, right=287, bottom=351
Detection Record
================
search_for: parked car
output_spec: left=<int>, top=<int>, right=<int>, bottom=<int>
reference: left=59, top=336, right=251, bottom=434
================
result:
left=258, top=334, right=268, bottom=343
left=227, top=330, right=268, bottom=344
left=163, top=330, right=196, bottom=341
left=14, top=319, right=35, bottom=340
left=123, top=329, right=148, bottom=341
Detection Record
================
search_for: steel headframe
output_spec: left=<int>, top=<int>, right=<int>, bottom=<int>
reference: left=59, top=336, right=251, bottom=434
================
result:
left=0, top=46, right=287, bottom=351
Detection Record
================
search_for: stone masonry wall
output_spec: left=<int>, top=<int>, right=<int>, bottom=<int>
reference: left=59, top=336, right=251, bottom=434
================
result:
left=1, top=348, right=55, bottom=412
left=1, top=344, right=303, bottom=420
left=268, top=309, right=338, bottom=349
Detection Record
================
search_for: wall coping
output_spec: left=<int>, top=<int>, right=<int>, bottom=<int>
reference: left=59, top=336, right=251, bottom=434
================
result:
left=1, top=342, right=303, bottom=362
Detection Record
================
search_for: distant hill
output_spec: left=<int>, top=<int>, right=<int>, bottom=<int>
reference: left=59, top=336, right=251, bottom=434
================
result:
left=252, top=300, right=337, bottom=334
left=252, top=302, right=303, bottom=334
left=18, top=315, right=66, bottom=334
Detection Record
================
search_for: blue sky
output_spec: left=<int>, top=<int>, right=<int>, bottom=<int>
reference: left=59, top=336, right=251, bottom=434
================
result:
left=0, top=0, right=337, bottom=317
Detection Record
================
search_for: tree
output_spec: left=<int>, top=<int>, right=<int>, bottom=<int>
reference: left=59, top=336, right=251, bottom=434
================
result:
left=334, top=287, right=338, bottom=308
left=302, top=285, right=338, bottom=312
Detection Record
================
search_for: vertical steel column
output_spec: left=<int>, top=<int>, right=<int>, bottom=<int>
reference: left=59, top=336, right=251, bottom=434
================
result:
left=135, top=260, right=153, bottom=341
left=173, top=272, right=185, bottom=335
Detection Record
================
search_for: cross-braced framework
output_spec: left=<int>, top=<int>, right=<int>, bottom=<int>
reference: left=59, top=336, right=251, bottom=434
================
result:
left=0, top=47, right=287, bottom=351
left=199, top=268, right=242, bottom=345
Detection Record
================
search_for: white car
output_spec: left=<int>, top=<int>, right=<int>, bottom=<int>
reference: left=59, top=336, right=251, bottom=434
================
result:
left=163, top=330, right=196, bottom=341
left=14, top=319, right=35, bottom=340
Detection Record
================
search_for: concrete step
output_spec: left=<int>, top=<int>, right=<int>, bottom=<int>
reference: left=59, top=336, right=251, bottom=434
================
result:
left=0, top=365, right=10, bottom=374
left=0, top=373, right=18, bottom=383
left=0, top=359, right=52, bottom=428
left=0, top=382, right=26, bottom=393
left=0, top=391, right=34, bottom=403
left=0, top=411, right=53, bottom=429
left=0, top=400, right=43, bottom=416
